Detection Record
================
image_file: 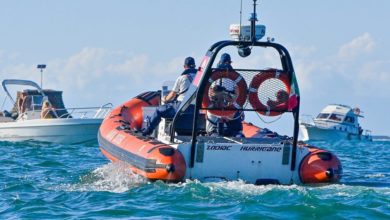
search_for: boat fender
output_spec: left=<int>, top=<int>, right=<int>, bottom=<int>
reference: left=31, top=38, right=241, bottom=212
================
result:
left=202, top=70, right=248, bottom=118
left=248, top=70, right=290, bottom=116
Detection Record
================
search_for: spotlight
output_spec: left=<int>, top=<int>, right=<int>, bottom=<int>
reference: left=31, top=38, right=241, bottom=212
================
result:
left=238, top=46, right=251, bottom=57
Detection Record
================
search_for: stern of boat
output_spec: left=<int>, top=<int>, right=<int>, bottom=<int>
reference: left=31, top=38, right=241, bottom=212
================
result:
left=178, top=137, right=298, bottom=185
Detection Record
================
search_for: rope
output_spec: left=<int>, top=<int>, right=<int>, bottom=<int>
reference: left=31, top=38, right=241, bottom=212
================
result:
left=255, top=111, right=282, bottom=124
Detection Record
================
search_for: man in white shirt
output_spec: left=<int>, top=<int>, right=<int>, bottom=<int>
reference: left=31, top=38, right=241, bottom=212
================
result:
left=142, top=57, right=197, bottom=136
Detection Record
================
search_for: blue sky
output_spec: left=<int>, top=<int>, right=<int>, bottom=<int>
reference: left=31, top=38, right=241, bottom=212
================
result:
left=0, top=0, right=389, bottom=136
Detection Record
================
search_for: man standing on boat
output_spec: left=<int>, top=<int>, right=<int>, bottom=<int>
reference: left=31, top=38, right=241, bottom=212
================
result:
left=206, top=53, right=244, bottom=137
left=142, top=57, right=197, bottom=136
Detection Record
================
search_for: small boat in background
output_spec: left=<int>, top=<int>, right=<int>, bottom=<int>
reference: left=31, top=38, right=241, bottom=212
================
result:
left=299, top=104, right=372, bottom=141
left=0, top=79, right=112, bottom=144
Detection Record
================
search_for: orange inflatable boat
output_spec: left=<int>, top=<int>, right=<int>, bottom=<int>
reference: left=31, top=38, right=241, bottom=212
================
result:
left=98, top=2, right=342, bottom=184
left=98, top=91, right=342, bottom=184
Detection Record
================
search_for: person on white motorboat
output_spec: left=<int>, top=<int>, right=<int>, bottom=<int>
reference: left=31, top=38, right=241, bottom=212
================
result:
left=206, top=53, right=244, bottom=137
left=18, top=95, right=29, bottom=115
left=142, top=57, right=197, bottom=136
left=41, top=100, right=58, bottom=119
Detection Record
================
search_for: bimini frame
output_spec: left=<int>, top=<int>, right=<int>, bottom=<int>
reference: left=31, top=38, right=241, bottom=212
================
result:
left=2, top=79, right=46, bottom=105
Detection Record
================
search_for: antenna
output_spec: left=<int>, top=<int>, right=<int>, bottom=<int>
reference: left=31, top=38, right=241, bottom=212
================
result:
left=239, top=0, right=243, bottom=41
left=250, top=0, right=258, bottom=43
left=37, top=64, right=46, bottom=89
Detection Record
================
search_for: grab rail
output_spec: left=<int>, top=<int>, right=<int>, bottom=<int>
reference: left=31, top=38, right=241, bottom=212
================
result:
left=17, top=103, right=113, bottom=120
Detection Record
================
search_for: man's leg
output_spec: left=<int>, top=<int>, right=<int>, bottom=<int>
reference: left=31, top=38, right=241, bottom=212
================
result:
left=142, top=103, right=176, bottom=136
left=226, top=117, right=244, bottom=137
left=206, top=113, right=220, bottom=136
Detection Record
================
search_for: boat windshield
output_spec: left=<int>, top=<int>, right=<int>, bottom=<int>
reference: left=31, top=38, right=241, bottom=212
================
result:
left=31, top=95, right=45, bottom=110
left=20, top=95, right=46, bottom=112
left=329, top=113, right=344, bottom=122
left=316, top=113, right=330, bottom=119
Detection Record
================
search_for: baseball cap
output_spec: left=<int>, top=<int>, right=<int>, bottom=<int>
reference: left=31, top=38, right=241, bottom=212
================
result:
left=184, top=57, right=195, bottom=67
left=220, top=53, right=232, bottom=63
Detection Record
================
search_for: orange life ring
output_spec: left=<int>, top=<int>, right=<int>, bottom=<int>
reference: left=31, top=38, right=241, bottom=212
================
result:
left=248, top=70, right=290, bottom=116
left=202, top=70, right=248, bottom=118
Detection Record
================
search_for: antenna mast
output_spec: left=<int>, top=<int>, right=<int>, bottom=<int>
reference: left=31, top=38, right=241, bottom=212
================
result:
left=37, top=64, right=46, bottom=89
left=250, top=0, right=258, bottom=43
left=239, top=0, right=243, bottom=41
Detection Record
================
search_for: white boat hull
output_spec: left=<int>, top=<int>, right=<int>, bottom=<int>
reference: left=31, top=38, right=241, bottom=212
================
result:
left=300, top=124, right=371, bottom=141
left=0, top=118, right=102, bottom=144
left=176, top=140, right=308, bottom=184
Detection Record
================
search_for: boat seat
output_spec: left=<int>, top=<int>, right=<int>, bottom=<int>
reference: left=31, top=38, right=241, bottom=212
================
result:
left=174, top=112, right=206, bottom=136
left=164, top=105, right=206, bottom=136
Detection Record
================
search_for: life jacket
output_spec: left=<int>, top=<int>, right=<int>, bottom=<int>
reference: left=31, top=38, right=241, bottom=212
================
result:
left=177, top=68, right=197, bottom=96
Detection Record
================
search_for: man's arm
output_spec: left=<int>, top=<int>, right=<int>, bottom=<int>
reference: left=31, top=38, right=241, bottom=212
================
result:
left=164, top=75, right=183, bottom=102
left=163, top=91, right=177, bottom=103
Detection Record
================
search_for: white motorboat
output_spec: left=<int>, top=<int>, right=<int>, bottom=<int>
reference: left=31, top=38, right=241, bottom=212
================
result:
left=0, top=79, right=112, bottom=144
left=299, top=104, right=372, bottom=141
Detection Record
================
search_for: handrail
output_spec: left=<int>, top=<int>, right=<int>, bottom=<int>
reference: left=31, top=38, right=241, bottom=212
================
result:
left=16, top=104, right=112, bottom=120
left=93, top=103, right=113, bottom=118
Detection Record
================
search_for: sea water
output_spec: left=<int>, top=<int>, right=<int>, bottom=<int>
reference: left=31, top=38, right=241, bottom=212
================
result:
left=0, top=140, right=389, bottom=219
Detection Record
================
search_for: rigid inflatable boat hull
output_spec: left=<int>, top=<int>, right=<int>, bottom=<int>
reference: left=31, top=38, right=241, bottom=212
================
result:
left=99, top=94, right=342, bottom=184
left=98, top=92, right=186, bottom=182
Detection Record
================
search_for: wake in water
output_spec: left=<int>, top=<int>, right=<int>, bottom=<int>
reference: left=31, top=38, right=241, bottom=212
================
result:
left=58, top=162, right=147, bottom=193
left=58, top=163, right=390, bottom=195
left=1, top=139, right=388, bottom=219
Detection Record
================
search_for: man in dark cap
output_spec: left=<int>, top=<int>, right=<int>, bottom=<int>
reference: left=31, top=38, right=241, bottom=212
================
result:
left=211, top=53, right=235, bottom=100
left=207, top=53, right=244, bottom=137
left=217, top=53, right=233, bottom=70
left=142, top=57, right=197, bottom=136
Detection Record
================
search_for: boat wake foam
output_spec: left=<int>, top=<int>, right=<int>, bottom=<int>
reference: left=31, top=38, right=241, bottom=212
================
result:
left=178, top=179, right=308, bottom=196
left=59, top=162, right=147, bottom=193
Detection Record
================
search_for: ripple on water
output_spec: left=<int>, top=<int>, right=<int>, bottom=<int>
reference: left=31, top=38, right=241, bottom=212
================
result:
left=0, top=140, right=389, bottom=219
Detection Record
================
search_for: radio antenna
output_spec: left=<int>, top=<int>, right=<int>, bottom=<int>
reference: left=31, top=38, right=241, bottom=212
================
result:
left=239, top=0, right=243, bottom=41
left=250, top=0, right=258, bottom=43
